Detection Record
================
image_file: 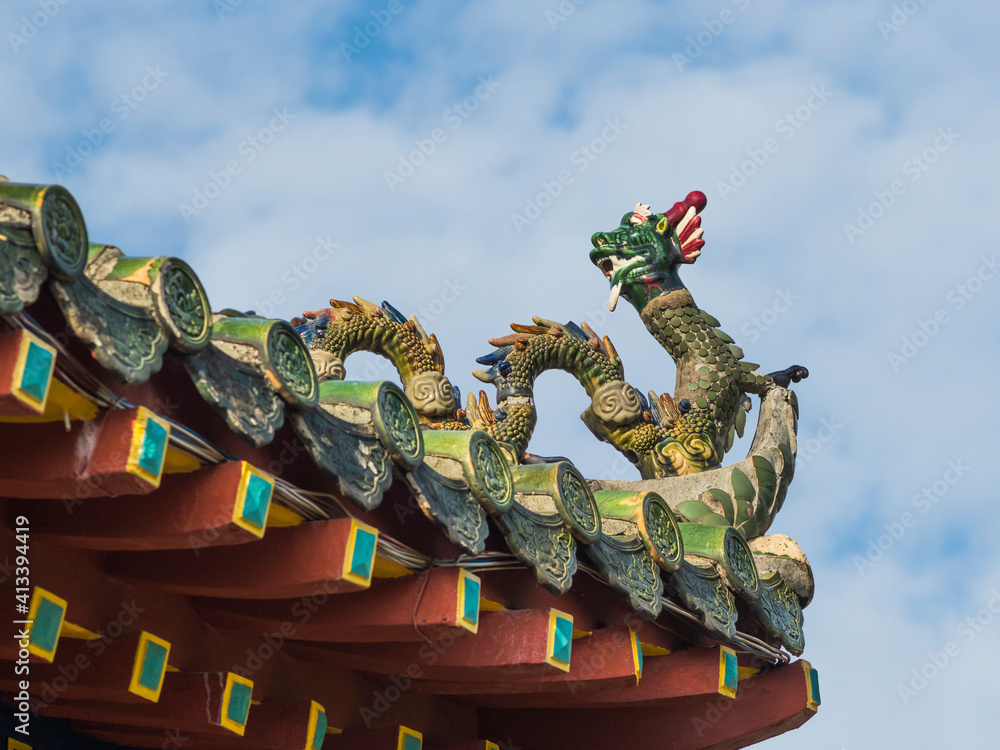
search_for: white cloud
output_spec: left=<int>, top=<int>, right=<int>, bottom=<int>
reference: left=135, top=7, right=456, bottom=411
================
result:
left=3, top=0, right=998, bottom=744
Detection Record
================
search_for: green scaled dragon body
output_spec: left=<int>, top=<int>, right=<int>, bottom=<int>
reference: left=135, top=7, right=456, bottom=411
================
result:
left=295, top=189, right=806, bottom=489
left=585, top=192, right=806, bottom=474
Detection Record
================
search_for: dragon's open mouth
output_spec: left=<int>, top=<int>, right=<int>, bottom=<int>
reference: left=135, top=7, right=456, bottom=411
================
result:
left=595, top=253, right=647, bottom=311
left=598, top=253, right=642, bottom=278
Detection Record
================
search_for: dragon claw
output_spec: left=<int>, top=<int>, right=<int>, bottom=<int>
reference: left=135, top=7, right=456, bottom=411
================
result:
left=768, top=365, right=809, bottom=388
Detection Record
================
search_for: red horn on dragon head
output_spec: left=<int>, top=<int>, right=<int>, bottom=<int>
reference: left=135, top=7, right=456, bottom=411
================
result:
left=664, top=190, right=707, bottom=264
left=664, top=190, right=707, bottom=226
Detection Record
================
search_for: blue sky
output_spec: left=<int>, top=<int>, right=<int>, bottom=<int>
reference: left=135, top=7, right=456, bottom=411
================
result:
left=4, top=0, right=1000, bottom=746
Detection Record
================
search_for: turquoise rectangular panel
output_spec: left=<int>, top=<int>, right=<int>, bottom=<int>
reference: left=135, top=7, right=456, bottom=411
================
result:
left=809, top=667, right=821, bottom=705
left=242, top=473, right=272, bottom=528
left=20, top=341, right=53, bottom=402
left=635, top=634, right=643, bottom=677
left=723, top=650, right=738, bottom=692
left=30, top=597, right=63, bottom=652
left=312, top=710, right=327, bottom=749
left=350, top=528, right=376, bottom=580
left=227, top=681, right=253, bottom=725
left=139, top=640, right=169, bottom=691
left=138, top=418, right=168, bottom=475
left=462, top=576, right=480, bottom=625
left=402, top=733, right=422, bottom=750
left=552, top=616, right=573, bottom=664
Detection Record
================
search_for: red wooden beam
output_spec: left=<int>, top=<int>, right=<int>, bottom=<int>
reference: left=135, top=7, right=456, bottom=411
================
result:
left=104, top=517, right=373, bottom=598
left=413, top=625, right=639, bottom=697
left=17, top=461, right=270, bottom=551
left=463, top=644, right=729, bottom=708
left=478, top=660, right=817, bottom=750
left=0, top=406, right=169, bottom=498
left=476, top=568, right=689, bottom=652
left=195, top=567, right=476, bottom=642
left=0, top=527, right=219, bottom=664
left=10, top=671, right=240, bottom=734
left=73, top=724, right=234, bottom=750
left=80, top=709, right=330, bottom=750
left=287, top=608, right=573, bottom=681
left=325, top=726, right=424, bottom=750
left=0, top=632, right=147, bottom=704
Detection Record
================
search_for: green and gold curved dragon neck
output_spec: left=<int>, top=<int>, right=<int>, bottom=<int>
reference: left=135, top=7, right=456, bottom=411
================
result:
left=584, top=192, right=803, bottom=476
left=295, top=190, right=806, bottom=480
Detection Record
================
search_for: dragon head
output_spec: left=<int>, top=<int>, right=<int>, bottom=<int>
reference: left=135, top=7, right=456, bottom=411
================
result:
left=589, top=191, right=707, bottom=313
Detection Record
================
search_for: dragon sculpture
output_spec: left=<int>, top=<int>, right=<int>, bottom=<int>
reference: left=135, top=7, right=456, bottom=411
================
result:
left=294, top=190, right=807, bottom=540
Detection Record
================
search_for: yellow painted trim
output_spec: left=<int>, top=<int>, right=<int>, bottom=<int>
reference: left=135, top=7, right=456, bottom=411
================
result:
left=162, top=446, right=202, bottom=474
left=341, top=518, right=378, bottom=589
left=125, top=407, right=171, bottom=489
left=8, top=739, right=32, bottom=750
left=396, top=726, right=422, bottom=750
left=372, top=554, right=413, bottom=578
left=231, top=462, right=274, bottom=537
left=544, top=608, right=574, bottom=672
left=304, top=700, right=329, bottom=750
left=571, top=627, right=592, bottom=640
left=26, top=587, right=67, bottom=662
left=484, top=743, right=500, bottom=750
left=219, top=672, right=254, bottom=735
left=60, top=621, right=99, bottom=640
left=629, top=629, right=642, bottom=681
left=718, top=646, right=738, bottom=699
left=128, top=632, right=172, bottom=702
left=801, top=659, right=821, bottom=712
left=9, top=331, right=56, bottom=414
left=639, top=642, right=671, bottom=657
left=118, top=258, right=156, bottom=285
left=738, top=665, right=761, bottom=681
left=0, top=378, right=99, bottom=423
left=267, top=502, right=305, bottom=528
left=479, top=598, right=506, bottom=612
left=456, top=568, right=481, bottom=634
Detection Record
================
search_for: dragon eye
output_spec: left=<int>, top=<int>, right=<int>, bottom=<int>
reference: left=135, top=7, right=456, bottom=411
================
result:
left=596, top=238, right=605, bottom=246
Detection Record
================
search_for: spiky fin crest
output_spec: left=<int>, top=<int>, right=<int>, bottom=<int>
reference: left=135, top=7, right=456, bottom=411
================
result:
left=465, top=390, right=497, bottom=428
left=298, top=297, right=446, bottom=372
left=474, top=318, right=622, bottom=384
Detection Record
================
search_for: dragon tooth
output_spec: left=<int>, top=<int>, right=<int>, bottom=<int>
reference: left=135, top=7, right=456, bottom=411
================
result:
left=608, top=281, right=623, bottom=311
